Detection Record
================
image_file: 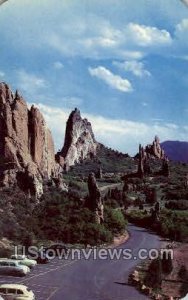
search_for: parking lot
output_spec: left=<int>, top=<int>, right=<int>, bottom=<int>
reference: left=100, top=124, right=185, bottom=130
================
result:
left=0, top=258, right=77, bottom=300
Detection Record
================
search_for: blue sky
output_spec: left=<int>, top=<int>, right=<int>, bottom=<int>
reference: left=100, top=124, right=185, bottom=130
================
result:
left=0, top=0, right=188, bottom=154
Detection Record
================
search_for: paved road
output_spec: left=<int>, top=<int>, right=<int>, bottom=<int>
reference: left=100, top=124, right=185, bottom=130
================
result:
left=99, top=183, right=122, bottom=192
left=0, top=225, right=161, bottom=300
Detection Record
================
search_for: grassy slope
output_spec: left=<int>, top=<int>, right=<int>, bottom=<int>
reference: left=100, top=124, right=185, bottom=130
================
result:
left=68, top=143, right=137, bottom=176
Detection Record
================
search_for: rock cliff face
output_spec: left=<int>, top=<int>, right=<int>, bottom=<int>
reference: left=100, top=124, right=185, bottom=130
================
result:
left=56, top=108, right=98, bottom=170
left=0, top=82, right=60, bottom=198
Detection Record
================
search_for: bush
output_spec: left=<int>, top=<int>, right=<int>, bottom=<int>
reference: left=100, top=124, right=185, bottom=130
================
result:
left=144, top=258, right=162, bottom=288
left=165, top=200, right=188, bottom=210
left=104, top=208, right=127, bottom=235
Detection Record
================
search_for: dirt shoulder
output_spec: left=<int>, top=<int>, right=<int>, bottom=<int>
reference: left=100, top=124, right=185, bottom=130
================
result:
left=109, top=230, right=129, bottom=248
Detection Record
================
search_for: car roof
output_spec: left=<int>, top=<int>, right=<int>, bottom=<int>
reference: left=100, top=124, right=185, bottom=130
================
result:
left=0, top=284, right=27, bottom=289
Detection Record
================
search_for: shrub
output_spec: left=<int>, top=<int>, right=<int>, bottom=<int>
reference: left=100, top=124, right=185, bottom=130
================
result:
left=104, top=208, right=127, bottom=235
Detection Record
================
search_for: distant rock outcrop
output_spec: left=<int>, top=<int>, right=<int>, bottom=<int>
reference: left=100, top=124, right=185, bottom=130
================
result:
left=135, top=137, right=168, bottom=178
left=0, top=82, right=62, bottom=198
left=145, top=136, right=166, bottom=159
left=56, top=108, right=98, bottom=170
left=87, top=172, right=104, bottom=224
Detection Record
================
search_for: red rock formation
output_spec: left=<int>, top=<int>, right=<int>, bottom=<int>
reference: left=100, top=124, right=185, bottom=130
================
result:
left=29, top=105, right=56, bottom=178
left=87, top=172, right=104, bottom=224
left=56, top=108, right=98, bottom=170
left=0, top=82, right=61, bottom=198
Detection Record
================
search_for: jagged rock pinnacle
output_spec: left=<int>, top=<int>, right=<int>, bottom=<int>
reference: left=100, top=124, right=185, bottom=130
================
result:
left=56, top=108, right=98, bottom=170
left=0, top=82, right=60, bottom=198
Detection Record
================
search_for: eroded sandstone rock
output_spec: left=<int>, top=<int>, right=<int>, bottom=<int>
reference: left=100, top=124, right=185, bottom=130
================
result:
left=0, top=82, right=61, bottom=198
left=87, top=172, right=104, bottom=224
left=145, top=136, right=165, bottom=159
left=56, top=108, right=98, bottom=170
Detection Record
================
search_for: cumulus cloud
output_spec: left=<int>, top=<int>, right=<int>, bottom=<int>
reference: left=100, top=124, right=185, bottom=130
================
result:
left=88, top=66, right=133, bottom=92
left=124, top=23, right=172, bottom=47
left=34, top=103, right=188, bottom=155
left=46, top=18, right=172, bottom=60
left=175, top=19, right=188, bottom=43
left=113, top=60, right=151, bottom=77
left=0, top=1, right=186, bottom=62
left=17, top=69, right=47, bottom=94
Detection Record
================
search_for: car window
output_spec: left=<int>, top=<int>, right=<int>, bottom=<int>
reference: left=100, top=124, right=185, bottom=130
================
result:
left=7, top=289, right=17, bottom=294
left=0, top=262, right=9, bottom=266
left=9, top=262, right=16, bottom=266
left=0, top=288, right=6, bottom=293
left=17, top=290, right=24, bottom=295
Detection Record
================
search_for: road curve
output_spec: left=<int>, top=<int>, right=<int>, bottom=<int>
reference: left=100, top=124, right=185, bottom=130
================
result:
left=49, top=224, right=161, bottom=300
left=0, top=225, right=161, bottom=299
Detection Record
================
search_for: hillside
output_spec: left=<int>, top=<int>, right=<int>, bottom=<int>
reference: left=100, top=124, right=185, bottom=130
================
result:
left=161, top=141, right=188, bottom=163
left=67, top=143, right=135, bottom=176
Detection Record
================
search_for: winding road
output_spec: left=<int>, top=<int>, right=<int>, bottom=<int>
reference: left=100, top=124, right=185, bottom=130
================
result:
left=0, top=224, right=161, bottom=300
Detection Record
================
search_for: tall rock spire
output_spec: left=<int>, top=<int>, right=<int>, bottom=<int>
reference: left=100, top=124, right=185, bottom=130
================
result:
left=0, top=82, right=60, bottom=198
left=56, top=108, right=98, bottom=170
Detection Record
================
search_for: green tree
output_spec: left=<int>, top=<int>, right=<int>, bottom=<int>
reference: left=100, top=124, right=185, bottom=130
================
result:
left=104, top=208, right=127, bottom=234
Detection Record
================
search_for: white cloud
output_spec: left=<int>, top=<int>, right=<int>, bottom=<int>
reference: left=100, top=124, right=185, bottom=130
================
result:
left=46, top=18, right=172, bottom=60
left=33, top=103, right=188, bottom=155
left=88, top=66, right=133, bottom=92
left=53, top=61, right=64, bottom=70
left=168, top=18, right=188, bottom=58
left=124, top=23, right=172, bottom=47
left=0, top=0, right=186, bottom=62
left=113, top=60, right=151, bottom=77
left=175, top=19, right=188, bottom=44
left=17, top=69, right=47, bottom=94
